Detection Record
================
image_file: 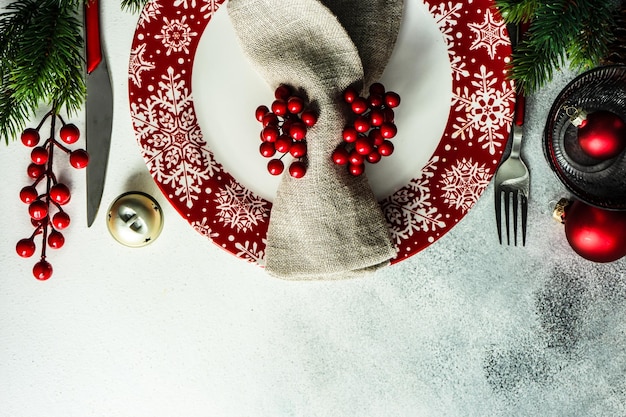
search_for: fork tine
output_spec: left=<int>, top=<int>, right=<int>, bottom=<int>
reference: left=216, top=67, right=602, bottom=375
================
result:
left=495, top=190, right=502, bottom=244
left=521, top=194, right=528, bottom=246
left=504, top=192, right=511, bottom=245
left=512, top=190, right=518, bottom=246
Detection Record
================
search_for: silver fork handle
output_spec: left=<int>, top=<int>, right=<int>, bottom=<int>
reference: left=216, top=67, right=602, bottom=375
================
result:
left=509, top=125, right=523, bottom=159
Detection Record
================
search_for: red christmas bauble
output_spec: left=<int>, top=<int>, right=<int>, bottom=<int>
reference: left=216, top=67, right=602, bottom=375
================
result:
left=562, top=199, right=626, bottom=263
left=575, top=110, right=626, bottom=160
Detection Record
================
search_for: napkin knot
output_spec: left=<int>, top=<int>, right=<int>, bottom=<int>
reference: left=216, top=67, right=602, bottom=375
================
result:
left=228, top=0, right=404, bottom=280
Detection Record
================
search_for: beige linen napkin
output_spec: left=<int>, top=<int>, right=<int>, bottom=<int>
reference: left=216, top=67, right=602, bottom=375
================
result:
left=228, top=0, right=403, bottom=280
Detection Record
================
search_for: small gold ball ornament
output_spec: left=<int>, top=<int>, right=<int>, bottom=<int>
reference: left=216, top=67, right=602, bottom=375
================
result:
left=107, top=192, right=164, bottom=247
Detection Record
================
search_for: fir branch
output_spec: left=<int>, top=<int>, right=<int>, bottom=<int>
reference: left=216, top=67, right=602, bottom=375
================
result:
left=495, top=0, right=538, bottom=24
left=121, top=0, right=149, bottom=13
left=497, top=0, right=623, bottom=94
left=0, top=0, right=85, bottom=144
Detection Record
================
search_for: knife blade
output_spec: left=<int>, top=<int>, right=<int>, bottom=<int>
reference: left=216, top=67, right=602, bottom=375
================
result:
left=85, top=0, right=113, bottom=227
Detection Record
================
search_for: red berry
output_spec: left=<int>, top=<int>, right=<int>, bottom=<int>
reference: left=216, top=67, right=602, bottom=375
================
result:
left=380, top=122, right=397, bottom=139
left=31, top=146, right=48, bottom=165
left=261, top=126, right=280, bottom=143
left=384, top=91, right=401, bottom=108
left=289, top=161, right=307, bottom=178
left=367, top=150, right=382, bottom=164
left=69, top=149, right=89, bottom=168
left=52, top=211, right=71, bottom=229
left=27, top=163, right=45, bottom=179
left=355, top=137, right=373, bottom=155
left=16, top=238, right=36, bottom=258
left=383, top=107, right=395, bottom=123
left=274, top=84, right=292, bottom=100
left=378, top=140, right=395, bottom=156
left=274, top=135, right=292, bottom=153
left=369, top=129, right=384, bottom=146
left=349, top=163, right=365, bottom=176
left=349, top=150, right=364, bottom=165
left=281, top=118, right=294, bottom=135
left=342, top=127, right=359, bottom=143
left=48, top=230, right=65, bottom=249
left=259, top=141, right=276, bottom=158
left=59, top=123, right=80, bottom=144
left=369, top=109, right=385, bottom=126
left=332, top=147, right=350, bottom=165
left=368, top=93, right=384, bottom=108
left=287, top=96, right=304, bottom=114
left=255, top=105, right=269, bottom=122
left=289, top=122, right=307, bottom=141
left=289, top=141, right=307, bottom=158
left=262, top=113, right=279, bottom=127
left=351, top=97, right=369, bottom=115
left=271, top=99, right=288, bottom=116
left=21, top=128, right=40, bottom=147
left=33, top=260, right=53, bottom=280
left=267, top=159, right=284, bottom=175
left=343, top=87, right=358, bottom=103
left=50, top=183, right=71, bottom=205
left=354, top=116, right=371, bottom=133
left=29, top=200, right=48, bottom=220
left=300, top=110, right=318, bottom=127
left=20, top=186, right=38, bottom=204
left=369, top=82, right=386, bottom=96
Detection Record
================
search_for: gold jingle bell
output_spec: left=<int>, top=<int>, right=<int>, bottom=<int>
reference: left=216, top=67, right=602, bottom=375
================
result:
left=107, top=192, right=164, bottom=247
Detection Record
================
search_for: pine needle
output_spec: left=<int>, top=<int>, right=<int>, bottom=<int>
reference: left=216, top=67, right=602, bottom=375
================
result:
left=121, top=0, right=149, bottom=13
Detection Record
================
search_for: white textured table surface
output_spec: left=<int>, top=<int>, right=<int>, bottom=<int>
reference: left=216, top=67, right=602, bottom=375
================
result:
left=1, top=2, right=625, bottom=417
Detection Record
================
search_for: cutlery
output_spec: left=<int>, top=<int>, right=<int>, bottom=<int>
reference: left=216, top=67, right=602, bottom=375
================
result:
left=85, top=0, right=113, bottom=227
left=494, top=24, right=529, bottom=246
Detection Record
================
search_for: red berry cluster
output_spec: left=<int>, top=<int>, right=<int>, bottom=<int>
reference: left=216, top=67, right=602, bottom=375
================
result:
left=16, top=112, right=89, bottom=280
left=255, top=84, right=318, bottom=178
left=332, top=82, right=400, bottom=176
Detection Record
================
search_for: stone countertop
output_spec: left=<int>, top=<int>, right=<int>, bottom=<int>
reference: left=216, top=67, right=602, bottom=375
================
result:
left=0, top=2, right=625, bottom=416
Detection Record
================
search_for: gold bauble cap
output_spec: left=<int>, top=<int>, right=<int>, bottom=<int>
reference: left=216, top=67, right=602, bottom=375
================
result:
left=107, top=192, right=164, bottom=247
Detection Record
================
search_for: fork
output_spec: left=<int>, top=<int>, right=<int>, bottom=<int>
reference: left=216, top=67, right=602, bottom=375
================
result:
left=494, top=24, right=529, bottom=246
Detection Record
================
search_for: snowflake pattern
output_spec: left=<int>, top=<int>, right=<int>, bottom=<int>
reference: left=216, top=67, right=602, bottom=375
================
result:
left=468, top=8, right=509, bottom=59
left=130, top=66, right=217, bottom=209
left=155, top=16, right=198, bottom=56
left=440, top=158, right=492, bottom=213
left=235, top=240, right=267, bottom=264
left=200, top=0, right=221, bottom=19
left=192, top=217, right=220, bottom=239
left=215, top=181, right=269, bottom=233
left=383, top=158, right=446, bottom=246
left=451, top=65, right=515, bottom=155
left=138, top=2, right=163, bottom=28
left=427, top=2, right=462, bottom=47
left=128, top=43, right=155, bottom=88
left=128, top=0, right=513, bottom=265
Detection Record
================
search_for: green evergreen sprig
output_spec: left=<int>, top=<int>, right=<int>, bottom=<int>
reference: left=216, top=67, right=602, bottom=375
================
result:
left=496, top=0, right=623, bottom=94
left=0, top=0, right=146, bottom=146
left=121, top=0, right=149, bottom=13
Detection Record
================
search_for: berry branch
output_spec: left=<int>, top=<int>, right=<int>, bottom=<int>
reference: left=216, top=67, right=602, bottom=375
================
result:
left=16, top=110, right=89, bottom=280
left=255, top=84, right=318, bottom=178
left=332, top=82, right=400, bottom=176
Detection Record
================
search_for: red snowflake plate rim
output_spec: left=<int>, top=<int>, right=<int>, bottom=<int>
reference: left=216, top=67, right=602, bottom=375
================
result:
left=128, top=0, right=514, bottom=266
